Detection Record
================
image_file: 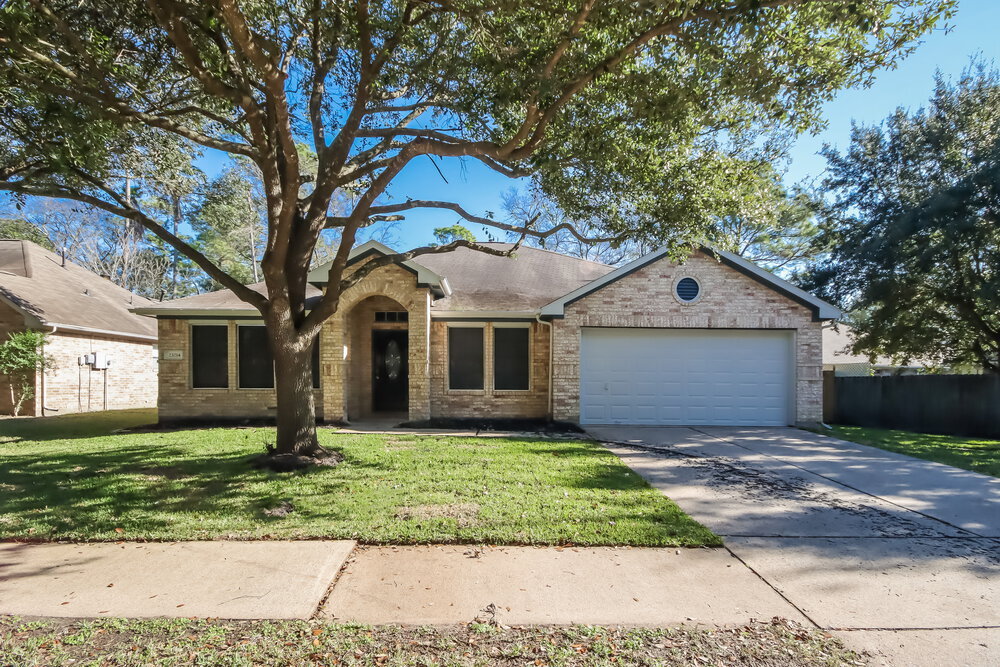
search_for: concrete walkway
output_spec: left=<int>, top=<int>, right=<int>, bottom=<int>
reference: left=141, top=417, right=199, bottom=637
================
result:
left=587, top=425, right=1000, bottom=667
left=0, top=541, right=354, bottom=619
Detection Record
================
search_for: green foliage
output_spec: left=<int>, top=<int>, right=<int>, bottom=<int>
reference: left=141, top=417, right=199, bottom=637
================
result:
left=432, top=224, right=476, bottom=245
left=808, top=63, right=1000, bottom=373
left=191, top=166, right=265, bottom=288
left=0, top=331, right=51, bottom=416
left=0, top=218, right=51, bottom=248
left=827, top=426, right=1000, bottom=478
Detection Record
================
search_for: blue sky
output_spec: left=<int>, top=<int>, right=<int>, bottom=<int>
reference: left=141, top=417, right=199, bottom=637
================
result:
left=379, top=0, right=1000, bottom=250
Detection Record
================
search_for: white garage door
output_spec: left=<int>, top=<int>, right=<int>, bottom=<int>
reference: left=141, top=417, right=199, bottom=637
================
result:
left=579, top=328, right=793, bottom=426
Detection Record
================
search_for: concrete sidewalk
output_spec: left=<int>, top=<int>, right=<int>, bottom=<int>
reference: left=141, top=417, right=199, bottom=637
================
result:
left=0, top=541, right=354, bottom=619
left=322, top=544, right=803, bottom=626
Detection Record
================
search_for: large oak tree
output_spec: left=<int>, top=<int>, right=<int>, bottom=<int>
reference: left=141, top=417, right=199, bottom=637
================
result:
left=0, top=0, right=952, bottom=459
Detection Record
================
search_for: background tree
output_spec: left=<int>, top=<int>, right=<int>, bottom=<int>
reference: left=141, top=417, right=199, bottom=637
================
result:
left=0, top=0, right=954, bottom=460
left=0, top=330, right=52, bottom=416
left=0, top=217, right=52, bottom=248
left=433, top=224, right=476, bottom=246
left=807, top=63, right=1000, bottom=373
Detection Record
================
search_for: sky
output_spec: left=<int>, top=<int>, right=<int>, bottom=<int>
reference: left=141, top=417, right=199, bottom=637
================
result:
left=379, top=0, right=1000, bottom=251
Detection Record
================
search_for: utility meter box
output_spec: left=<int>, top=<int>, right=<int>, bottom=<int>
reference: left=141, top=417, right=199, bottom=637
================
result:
left=92, top=352, right=110, bottom=370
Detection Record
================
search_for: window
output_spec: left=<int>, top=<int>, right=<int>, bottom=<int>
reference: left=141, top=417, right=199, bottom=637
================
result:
left=238, top=325, right=274, bottom=388
left=191, top=325, right=228, bottom=388
left=311, top=336, right=320, bottom=389
left=675, top=277, right=700, bottom=302
left=448, top=326, right=484, bottom=390
left=374, top=311, right=408, bottom=322
left=494, top=327, right=530, bottom=390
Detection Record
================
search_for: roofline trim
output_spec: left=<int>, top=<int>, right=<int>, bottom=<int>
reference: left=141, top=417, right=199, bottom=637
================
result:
left=44, top=322, right=157, bottom=342
left=431, top=310, right=538, bottom=319
left=539, top=246, right=843, bottom=320
left=131, top=307, right=262, bottom=318
left=308, top=240, right=449, bottom=296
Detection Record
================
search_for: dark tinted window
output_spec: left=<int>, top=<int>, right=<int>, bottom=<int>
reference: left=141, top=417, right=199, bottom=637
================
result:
left=448, top=327, right=484, bottom=390
left=311, top=336, right=320, bottom=389
left=238, top=325, right=274, bottom=388
left=375, top=311, right=408, bottom=322
left=494, top=327, right=530, bottom=390
left=191, top=325, right=228, bottom=388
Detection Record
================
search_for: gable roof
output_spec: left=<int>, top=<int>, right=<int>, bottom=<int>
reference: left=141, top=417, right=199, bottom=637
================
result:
left=0, top=239, right=157, bottom=340
left=131, top=281, right=324, bottom=317
left=539, top=246, right=843, bottom=321
left=416, top=243, right=613, bottom=312
left=309, top=240, right=452, bottom=297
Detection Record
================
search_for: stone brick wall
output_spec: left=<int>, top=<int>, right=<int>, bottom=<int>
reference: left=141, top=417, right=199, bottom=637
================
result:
left=429, top=321, right=550, bottom=419
left=551, top=250, right=823, bottom=425
left=156, top=318, right=322, bottom=422
left=0, top=300, right=157, bottom=416
left=38, top=331, right=158, bottom=416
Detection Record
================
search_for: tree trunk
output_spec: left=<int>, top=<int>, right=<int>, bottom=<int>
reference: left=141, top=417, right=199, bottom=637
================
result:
left=268, top=321, right=323, bottom=458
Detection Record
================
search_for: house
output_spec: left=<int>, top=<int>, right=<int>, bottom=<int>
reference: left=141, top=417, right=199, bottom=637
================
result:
left=823, top=324, right=929, bottom=376
left=0, top=239, right=158, bottom=416
left=135, top=241, right=841, bottom=427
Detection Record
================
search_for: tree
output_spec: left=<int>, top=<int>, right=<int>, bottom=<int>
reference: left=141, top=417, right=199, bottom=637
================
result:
left=0, top=330, right=52, bottom=416
left=433, top=225, right=476, bottom=246
left=0, top=217, right=52, bottom=249
left=808, top=64, right=1000, bottom=373
left=0, top=0, right=954, bottom=461
left=709, top=167, right=823, bottom=274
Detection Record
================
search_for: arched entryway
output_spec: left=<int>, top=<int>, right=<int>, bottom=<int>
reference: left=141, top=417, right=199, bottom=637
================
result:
left=345, top=295, right=410, bottom=420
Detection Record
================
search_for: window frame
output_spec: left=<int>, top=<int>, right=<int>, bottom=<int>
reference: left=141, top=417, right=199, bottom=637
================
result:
left=236, top=323, right=275, bottom=390
left=446, top=322, right=486, bottom=392
left=491, top=322, right=532, bottom=392
left=189, top=322, right=229, bottom=390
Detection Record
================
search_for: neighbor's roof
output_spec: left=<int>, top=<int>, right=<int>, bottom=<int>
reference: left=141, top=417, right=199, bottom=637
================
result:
left=0, top=239, right=157, bottom=340
left=822, top=324, right=925, bottom=367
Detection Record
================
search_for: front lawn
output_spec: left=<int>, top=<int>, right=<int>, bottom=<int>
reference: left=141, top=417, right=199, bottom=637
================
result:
left=828, top=425, right=1000, bottom=478
left=0, top=617, right=860, bottom=666
left=0, top=410, right=718, bottom=546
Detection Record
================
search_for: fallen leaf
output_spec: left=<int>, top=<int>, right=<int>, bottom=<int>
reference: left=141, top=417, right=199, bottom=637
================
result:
left=114, top=527, right=124, bottom=534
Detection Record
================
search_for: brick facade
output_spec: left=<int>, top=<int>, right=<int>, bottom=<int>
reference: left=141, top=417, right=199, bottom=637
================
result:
left=550, top=250, right=823, bottom=425
left=0, top=301, right=157, bottom=416
left=429, top=321, right=550, bottom=419
left=154, top=249, right=824, bottom=426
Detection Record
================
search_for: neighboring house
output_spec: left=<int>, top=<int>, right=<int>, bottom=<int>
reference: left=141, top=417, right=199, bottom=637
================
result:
left=0, top=239, right=158, bottom=416
left=135, top=241, right=841, bottom=427
left=823, top=325, right=929, bottom=377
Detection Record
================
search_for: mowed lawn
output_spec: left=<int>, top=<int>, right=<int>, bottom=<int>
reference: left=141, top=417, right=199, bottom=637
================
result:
left=829, top=425, right=1000, bottom=478
left=0, top=410, right=718, bottom=546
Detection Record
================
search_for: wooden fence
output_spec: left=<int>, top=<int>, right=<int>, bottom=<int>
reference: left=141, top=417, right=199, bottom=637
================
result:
left=823, top=373, right=1000, bottom=438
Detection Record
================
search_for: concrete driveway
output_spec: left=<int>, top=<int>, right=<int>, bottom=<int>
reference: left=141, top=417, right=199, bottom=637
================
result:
left=587, top=426, right=1000, bottom=667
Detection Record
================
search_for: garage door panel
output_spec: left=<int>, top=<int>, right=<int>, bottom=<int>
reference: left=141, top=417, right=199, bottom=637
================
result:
left=580, top=328, right=792, bottom=426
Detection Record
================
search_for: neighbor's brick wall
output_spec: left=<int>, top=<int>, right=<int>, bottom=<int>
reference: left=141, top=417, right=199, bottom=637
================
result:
left=38, top=332, right=158, bottom=416
left=156, top=318, right=322, bottom=422
left=551, top=251, right=823, bottom=425
left=429, top=321, right=550, bottom=419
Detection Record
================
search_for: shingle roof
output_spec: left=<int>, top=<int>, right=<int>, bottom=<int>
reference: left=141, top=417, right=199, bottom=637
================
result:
left=135, top=242, right=614, bottom=316
left=0, top=240, right=157, bottom=339
left=418, top=243, right=613, bottom=311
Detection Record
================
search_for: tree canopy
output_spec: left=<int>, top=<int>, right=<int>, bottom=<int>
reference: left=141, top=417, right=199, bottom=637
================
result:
left=0, top=0, right=955, bottom=455
left=808, top=64, right=1000, bottom=373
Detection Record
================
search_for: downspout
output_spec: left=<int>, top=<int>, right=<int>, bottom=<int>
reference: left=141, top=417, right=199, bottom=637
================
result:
left=535, top=313, right=554, bottom=421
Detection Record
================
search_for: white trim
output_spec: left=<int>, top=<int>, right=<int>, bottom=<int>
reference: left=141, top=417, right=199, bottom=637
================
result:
left=540, top=246, right=843, bottom=320
left=445, top=321, right=488, bottom=328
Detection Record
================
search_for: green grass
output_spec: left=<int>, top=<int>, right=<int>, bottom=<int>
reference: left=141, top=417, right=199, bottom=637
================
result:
left=0, top=409, right=718, bottom=546
left=0, top=616, right=861, bottom=666
left=828, top=425, right=1000, bottom=478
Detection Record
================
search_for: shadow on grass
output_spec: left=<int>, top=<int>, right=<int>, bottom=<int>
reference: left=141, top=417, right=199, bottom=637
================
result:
left=0, top=409, right=158, bottom=443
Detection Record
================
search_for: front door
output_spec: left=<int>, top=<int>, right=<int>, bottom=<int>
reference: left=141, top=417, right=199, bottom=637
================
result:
left=372, top=330, right=408, bottom=412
